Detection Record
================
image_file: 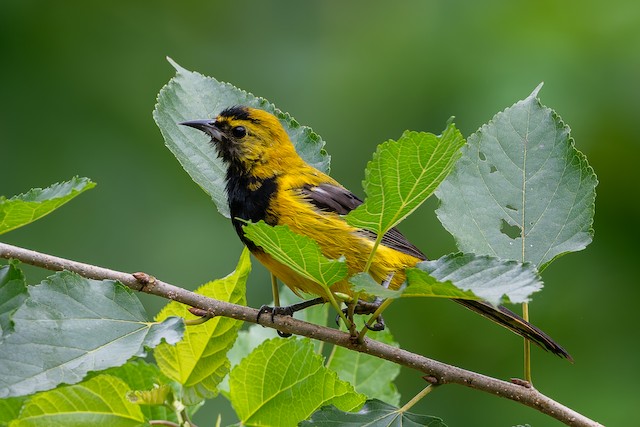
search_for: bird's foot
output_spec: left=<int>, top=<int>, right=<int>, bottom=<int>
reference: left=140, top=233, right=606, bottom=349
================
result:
left=257, top=297, right=326, bottom=338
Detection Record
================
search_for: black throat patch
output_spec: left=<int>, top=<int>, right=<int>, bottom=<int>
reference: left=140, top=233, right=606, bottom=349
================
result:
left=226, top=167, right=278, bottom=250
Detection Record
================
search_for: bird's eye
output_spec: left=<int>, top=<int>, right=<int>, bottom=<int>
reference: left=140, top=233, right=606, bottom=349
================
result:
left=231, top=126, right=247, bottom=138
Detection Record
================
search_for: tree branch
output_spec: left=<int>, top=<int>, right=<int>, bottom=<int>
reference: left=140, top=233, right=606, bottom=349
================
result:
left=0, top=242, right=602, bottom=427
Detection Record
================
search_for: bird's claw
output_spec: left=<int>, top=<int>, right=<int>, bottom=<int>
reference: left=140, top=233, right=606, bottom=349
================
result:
left=334, top=298, right=386, bottom=332
left=257, top=305, right=293, bottom=337
left=365, top=315, right=385, bottom=331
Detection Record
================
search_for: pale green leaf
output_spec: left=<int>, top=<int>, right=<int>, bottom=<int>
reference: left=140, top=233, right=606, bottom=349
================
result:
left=348, top=253, right=541, bottom=306
left=229, top=338, right=365, bottom=427
left=127, top=384, right=172, bottom=406
left=346, top=124, right=465, bottom=237
left=9, top=375, right=144, bottom=427
left=403, top=268, right=480, bottom=300
left=406, top=253, right=542, bottom=306
left=100, top=360, right=176, bottom=422
left=326, top=318, right=401, bottom=406
left=154, top=247, right=250, bottom=405
left=0, top=271, right=184, bottom=398
left=0, top=261, right=27, bottom=339
left=0, top=177, right=95, bottom=235
left=243, top=221, right=348, bottom=290
left=153, top=58, right=330, bottom=217
left=301, top=399, right=446, bottom=427
left=436, top=84, right=597, bottom=271
left=348, top=273, right=403, bottom=299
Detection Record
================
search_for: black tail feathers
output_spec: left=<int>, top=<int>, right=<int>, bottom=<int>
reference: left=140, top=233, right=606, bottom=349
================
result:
left=454, top=299, right=573, bottom=362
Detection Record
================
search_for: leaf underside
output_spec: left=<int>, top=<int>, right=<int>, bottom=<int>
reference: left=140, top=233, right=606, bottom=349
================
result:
left=301, top=399, right=446, bottom=427
left=153, top=58, right=330, bottom=217
left=436, top=84, right=597, bottom=271
left=0, top=271, right=183, bottom=398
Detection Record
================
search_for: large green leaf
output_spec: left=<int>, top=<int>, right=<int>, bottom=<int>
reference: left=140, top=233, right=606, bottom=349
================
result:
left=436, top=84, right=597, bottom=271
left=0, top=262, right=27, bottom=339
left=0, top=177, right=95, bottom=235
left=0, top=271, right=184, bottom=398
left=326, top=318, right=401, bottom=406
left=243, top=221, right=348, bottom=291
left=229, top=338, right=365, bottom=426
left=153, top=58, right=330, bottom=217
left=154, top=247, right=250, bottom=405
left=9, top=375, right=145, bottom=427
left=346, top=124, right=465, bottom=239
left=301, top=399, right=446, bottom=427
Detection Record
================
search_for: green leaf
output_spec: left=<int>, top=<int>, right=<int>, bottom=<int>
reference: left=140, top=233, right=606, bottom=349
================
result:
left=9, top=375, right=144, bottom=427
left=243, top=221, right=348, bottom=291
left=127, top=384, right=172, bottom=407
left=406, top=253, right=543, bottom=306
left=346, top=124, right=465, bottom=239
left=153, top=58, right=330, bottom=217
left=0, top=261, right=27, bottom=339
left=300, top=399, right=446, bottom=427
left=154, top=247, right=250, bottom=405
left=326, top=318, right=401, bottom=406
left=0, top=271, right=184, bottom=398
left=229, top=338, right=365, bottom=426
left=0, top=177, right=95, bottom=235
left=0, top=396, right=26, bottom=426
left=403, top=268, right=480, bottom=301
left=101, top=360, right=177, bottom=422
left=349, top=273, right=403, bottom=299
left=219, top=285, right=328, bottom=395
left=436, top=84, right=597, bottom=271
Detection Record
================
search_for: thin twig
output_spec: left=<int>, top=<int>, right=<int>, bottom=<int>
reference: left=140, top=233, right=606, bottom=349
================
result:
left=0, top=242, right=603, bottom=427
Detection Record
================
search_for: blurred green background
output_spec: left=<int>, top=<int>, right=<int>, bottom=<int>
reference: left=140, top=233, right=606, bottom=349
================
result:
left=1, top=0, right=638, bottom=425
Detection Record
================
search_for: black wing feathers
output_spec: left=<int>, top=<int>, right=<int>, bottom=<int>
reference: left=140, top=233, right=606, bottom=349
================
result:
left=301, top=183, right=427, bottom=260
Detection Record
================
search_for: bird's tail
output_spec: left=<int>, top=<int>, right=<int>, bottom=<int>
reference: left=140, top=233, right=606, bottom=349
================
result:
left=453, top=299, right=573, bottom=362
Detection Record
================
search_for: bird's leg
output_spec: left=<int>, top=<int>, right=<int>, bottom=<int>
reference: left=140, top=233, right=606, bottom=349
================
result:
left=257, top=297, right=326, bottom=337
left=335, top=297, right=386, bottom=334
left=355, top=297, right=386, bottom=331
left=357, top=274, right=395, bottom=339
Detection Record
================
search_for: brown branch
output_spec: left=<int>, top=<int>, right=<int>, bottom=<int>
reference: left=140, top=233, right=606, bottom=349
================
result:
left=0, top=242, right=603, bottom=427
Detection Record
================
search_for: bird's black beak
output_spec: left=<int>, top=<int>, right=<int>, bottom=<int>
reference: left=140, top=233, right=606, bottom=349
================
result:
left=179, top=119, right=224, bottom=142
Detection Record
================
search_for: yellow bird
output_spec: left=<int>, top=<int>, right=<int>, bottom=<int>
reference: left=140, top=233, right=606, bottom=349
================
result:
left=181, top=106, right=571, bottom=360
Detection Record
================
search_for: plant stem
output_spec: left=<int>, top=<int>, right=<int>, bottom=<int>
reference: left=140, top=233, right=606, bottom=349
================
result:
left=522, top=302, right=532, bottom=383
left=357, top=298, right=393, bottom=342
left=363, top=236, right=382, bottom=274
left=399, top=385, right=435, bottom=413
left=325, top=288, right=351, bottom=329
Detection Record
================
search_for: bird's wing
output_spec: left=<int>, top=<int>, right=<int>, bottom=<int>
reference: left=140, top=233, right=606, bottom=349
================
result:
left=300, top=183, right=427, bottom=260
left=300, top=184, right=572, bottom=360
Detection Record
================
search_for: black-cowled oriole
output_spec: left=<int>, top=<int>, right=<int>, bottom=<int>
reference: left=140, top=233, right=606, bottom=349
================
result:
left=181, top=106, right=571, bottom=360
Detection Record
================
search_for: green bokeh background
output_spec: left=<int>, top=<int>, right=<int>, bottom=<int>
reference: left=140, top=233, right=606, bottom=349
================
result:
left=1, top=1, right=638, bottom=426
